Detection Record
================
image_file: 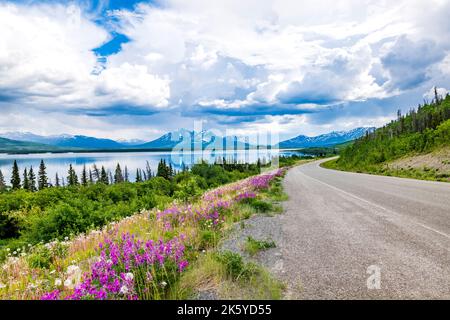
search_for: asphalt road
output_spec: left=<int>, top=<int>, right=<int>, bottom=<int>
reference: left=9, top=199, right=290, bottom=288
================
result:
left=280, top=159, right=450, bottom=299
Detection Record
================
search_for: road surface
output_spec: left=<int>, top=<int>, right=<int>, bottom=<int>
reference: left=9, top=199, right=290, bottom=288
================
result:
left=280, top=159, right=450, bottom=299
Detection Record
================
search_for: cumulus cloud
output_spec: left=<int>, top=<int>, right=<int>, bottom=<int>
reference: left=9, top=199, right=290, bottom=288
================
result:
left=0, top=2, right=170, bottom=111
left=423, top=86, right=449, bottom=102
left=381, top=36, right=446, bottom=90
left=1, top=0, right=450, bottom=139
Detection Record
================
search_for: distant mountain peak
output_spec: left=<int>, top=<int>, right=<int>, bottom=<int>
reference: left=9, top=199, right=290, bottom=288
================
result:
left=279, top=127, right=375, bottom=149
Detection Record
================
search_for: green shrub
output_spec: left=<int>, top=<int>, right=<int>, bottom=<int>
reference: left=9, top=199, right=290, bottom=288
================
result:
left=242, top=198, right=273, bottom=213
left=214, top=251, right=257, bottom=280
left=27, top=244, right=52, bottom=269
left=244, top=237, right=276, bottom=256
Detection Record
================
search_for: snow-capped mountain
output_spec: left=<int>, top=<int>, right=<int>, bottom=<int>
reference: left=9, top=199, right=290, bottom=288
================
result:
left=279, top=127, right=375, bottom=149
left=0, top=127, right=375, bottom=151
left=135, top=129, right=252, bottom=150
left=116, top=138, right=147, bottom=146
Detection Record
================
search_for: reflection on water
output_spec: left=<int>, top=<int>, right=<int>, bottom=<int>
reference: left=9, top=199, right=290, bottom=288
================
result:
left=0, top=149, right=303, bottom=185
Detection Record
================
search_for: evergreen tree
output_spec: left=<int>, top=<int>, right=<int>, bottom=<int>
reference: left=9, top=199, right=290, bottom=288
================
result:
left=38, top=159, right=48, bottom=189
left=169, top=163, right=173, bottom=178
left=135, top=169, right=142, bottom=182
left=145, top=161, right=152, bottom=181
left=0, top=169, right=6, bottom=192
left=92, top=164, right=100, bottom=182
left=157, top=159, right=170, bottom=179
left=81, top=165, right=88, bottom=186
left=55, top=173, right=60, bottom=187
left=100, top=166, right=109, bottom=184
left=23, top=168, right=30, bottom=190
left=28, top=166, right=37, bottom=192
left=124, top=166, right=129, bottom=182
left=114, top=163, right=124, bottom=183
left=89, top=169, right=94, bottom=184
left=67, top=164, right=79, bottom=186
left=11, top=160, right=21, bottom=190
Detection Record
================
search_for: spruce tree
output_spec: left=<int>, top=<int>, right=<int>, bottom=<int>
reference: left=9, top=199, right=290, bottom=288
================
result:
left=67, top=164, right=78, bottom=186
left=28, top=166, right=37, bottom=192
left=92, top=164, right=100, bottom=182
left=114, top=163, right=124, bottom=184
left=11, top=160, right=21, bottom=190
left=0, top=169, right=6, bottom=192
left=38, top=159, right=48, bottom=189
left=169, top=163, right=173, bottom=178
left=145, top=161, right=152, bottom=181
left=100, top=166, right=109, bottom=184
left=81, top=165, right=88, bottom=186
left=55, top=173, right=60, bottom=187
left=156, top=159, right=170, bottom=180
left=136, top=169, right=142, bottom=182
left=23, top=168, right=30, bottom=190
left=124, top=166, right=129, bottom=182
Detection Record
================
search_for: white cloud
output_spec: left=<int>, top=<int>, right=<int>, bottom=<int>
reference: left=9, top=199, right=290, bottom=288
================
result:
left=0, top=0, right=449, bottom=139
left=423, top=86, right=449, bottom=102
left=0, top=2, right=169, bottom=110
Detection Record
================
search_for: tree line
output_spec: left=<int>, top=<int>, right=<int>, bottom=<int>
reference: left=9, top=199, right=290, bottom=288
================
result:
left=360, top=88, right=450, bottom=144
left=332, top=88, right=450, bottom=173
left=0, top=158, right=179, bottom=193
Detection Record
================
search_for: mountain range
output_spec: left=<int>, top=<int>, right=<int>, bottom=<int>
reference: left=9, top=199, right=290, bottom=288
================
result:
left=279, top=127, right=376, bottom=149
left=0, top=127, right=375, bottom=152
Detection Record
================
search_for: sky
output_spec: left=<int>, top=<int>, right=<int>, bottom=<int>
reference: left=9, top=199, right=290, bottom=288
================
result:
left=0, top=0, right=449, bottom=142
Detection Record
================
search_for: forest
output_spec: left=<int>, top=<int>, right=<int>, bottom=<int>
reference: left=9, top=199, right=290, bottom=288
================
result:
left=325, top=89, right=450, bottom=181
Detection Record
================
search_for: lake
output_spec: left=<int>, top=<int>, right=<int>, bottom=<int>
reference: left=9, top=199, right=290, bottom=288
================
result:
left=0, top=149, right=303, bottom=185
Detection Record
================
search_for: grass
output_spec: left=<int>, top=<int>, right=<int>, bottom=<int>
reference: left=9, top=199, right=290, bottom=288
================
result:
left=0, top=168, right=288, bottom=300
left=173, top=251, right=284, bottom=300
left=322, top=158, right=450, bottom=182
left=244, top=237, right=276, bottom=256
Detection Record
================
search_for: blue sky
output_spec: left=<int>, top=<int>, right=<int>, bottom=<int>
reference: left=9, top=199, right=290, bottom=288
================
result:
left=0, top=0, right=449, bottom=141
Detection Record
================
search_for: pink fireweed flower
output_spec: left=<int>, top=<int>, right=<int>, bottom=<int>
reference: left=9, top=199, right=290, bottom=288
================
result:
left=41, top=233, right=188, bottom=300
left=41, top=290, right=60, bottom=300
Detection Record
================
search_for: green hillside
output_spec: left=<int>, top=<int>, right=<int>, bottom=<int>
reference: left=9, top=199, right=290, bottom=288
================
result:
left=0, top=137, right=61, bottom=153
left=324, top=91, right=450, bottom=182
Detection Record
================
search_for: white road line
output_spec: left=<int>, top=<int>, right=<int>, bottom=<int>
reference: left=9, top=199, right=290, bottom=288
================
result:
left=298, top=169, right=450, bottom=240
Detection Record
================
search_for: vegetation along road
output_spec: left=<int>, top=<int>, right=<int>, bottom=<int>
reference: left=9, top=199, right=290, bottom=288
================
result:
left=280, top=158, right=450, bottom=299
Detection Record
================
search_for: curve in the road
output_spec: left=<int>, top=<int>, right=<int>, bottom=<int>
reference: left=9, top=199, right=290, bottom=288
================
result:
left=279, top=159, right=450, bottom=299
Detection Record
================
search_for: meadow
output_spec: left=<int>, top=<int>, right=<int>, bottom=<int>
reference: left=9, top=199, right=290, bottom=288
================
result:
left=0, top=157, right=301, bottom=300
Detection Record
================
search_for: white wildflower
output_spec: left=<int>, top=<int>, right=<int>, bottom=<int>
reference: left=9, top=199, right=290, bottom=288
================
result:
left=64, top=236, right=69, bottom=241
left=0, top=283, right=6, bottom=289
left=124, top=273, right=134, bottom=281
left=27, top=283, right=38, bottom=290
left=160, top=281, right=167, bottom=287
left=64, top=265, right=82, bottom=289
left=64, top=279, right=73, bottom=288
left=49, top=270, right=56, bottom=274
left=120, top=285, right=129, bottom=295
left=6, top=248, right=10, bottom=252
left=55, top=278, right=62, bottom=286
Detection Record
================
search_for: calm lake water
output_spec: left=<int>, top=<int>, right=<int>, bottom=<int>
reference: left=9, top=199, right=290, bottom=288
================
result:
left=0, top=149, right=303, bottom=185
